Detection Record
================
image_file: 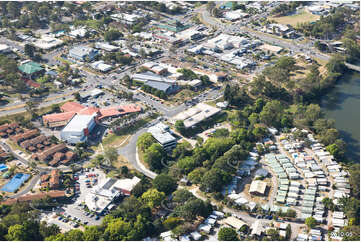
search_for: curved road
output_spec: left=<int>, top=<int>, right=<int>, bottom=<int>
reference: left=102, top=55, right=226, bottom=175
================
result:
left=117, top=120, right=159, bottom=179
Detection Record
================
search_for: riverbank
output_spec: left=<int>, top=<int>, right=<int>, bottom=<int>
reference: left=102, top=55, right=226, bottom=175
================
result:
left=320, top=70, right=360, bottom=163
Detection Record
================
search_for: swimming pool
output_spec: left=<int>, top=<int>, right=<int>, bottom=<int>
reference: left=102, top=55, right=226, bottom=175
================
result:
left=1, top=173, right=30, bottom=193
left=0, top=164, right=8, bottom=172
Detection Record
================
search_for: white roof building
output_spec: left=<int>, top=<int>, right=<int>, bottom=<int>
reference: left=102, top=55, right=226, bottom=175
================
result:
left=95, top=42, right=119, bottom=52
left=172, top=103, right=221, bottom=128
left=223, top=216, right=247, bottom=230
left=33, top=36, right=63, bottom=50
left=90, top=60, right=112, bottom=72
left=249, top=180, right=267, bottom=195
left=251, top=220, right=265, bottom=236
left=60, top=113, right=97, bottom=144
left=224, top=9, right=249, bottom=21
left=69, top=27, right=87, bottom=38
left=0, top=44, right=11, bottom=53
left=148, top=122, right=177, bottom=151
left=85, top=176, right=141, bottom=212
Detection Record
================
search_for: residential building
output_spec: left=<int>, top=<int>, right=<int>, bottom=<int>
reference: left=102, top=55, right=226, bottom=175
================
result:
left=222, top=216, right=247, bottom=230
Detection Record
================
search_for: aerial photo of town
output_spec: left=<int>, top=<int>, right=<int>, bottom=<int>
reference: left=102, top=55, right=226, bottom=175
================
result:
left=0, top=0, right=358, bottom=241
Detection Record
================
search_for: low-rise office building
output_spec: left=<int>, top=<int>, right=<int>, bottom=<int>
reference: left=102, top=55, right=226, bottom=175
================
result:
left=172, top=103, right=221, bottom=128
left=85, top=176, right=140, bottom=213
left=69, top=46, right=99, bottom=61
left=148, top=122, right=177, bottom=151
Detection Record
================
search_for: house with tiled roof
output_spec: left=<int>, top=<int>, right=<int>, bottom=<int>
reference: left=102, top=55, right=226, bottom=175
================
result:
left=36, top=143, right=67, bottom=162
left=10, top=129, right=39, bottom=144
left=20, top=135, right=47, bottom=150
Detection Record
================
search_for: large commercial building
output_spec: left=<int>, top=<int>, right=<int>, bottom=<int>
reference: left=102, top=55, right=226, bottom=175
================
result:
left=60, top=114, right=97, bottom=144
left=172, top=103, right=221, bottom=128
left=85, top=176, right=140, bottom=213
left=43, top=101, right=141, bottom=129
left=148, top=122, right=177, bottom=151
left=68, top=46, right=99, bottom=61
left=132, top=72, right=179, bottom=95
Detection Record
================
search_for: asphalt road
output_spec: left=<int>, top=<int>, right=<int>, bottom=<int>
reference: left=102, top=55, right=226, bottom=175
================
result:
left=117, top=119, right=159, bottom=179
left=197, top=7, right=331, bottom=62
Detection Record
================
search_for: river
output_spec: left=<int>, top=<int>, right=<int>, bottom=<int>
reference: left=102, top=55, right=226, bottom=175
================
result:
left=320, top=71, right=360, bottom=163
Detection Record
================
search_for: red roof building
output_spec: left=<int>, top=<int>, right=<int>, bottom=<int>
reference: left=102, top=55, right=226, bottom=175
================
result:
left=42, top=101, right=142, bottom=128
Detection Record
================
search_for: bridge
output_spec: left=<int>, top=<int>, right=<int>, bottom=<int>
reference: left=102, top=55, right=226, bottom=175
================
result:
left=344, top=62, right=360, bottom=72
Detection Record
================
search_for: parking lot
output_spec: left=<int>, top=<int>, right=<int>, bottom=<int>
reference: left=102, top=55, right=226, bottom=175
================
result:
left=41, top=169, right=107, bottom=231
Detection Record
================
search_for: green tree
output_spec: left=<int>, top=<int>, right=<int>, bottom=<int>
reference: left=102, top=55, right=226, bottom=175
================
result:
left=172, top=189, right=193, bottom=204
left=187, top=167, right=206, bottom=184
left=137, top=133, right=156, bottom=152
left=104, top=29, right=123, bottom=42
left=305, top=104, right=322, bottom=124
left=318, top=128, right=339, bottom=146
left=141, top=188, right=165, bottom=208
left=24, top=44, right=35, bottom=58
left=64, top=229, right=84, bottom=240
left=252, top=126, right=267, bottom=140
left=275, top=56, right=296, bottom=73
left=152, top=174, right=177, bottom=195
left=73, top=92, right=81, bottom=101
left=200, top=168, right=232, bottom=192
left=103, top=218, right=132, bottom=241
left=175, top=198, right=212, bottom=221
left=6, top=224, right=27, bottom=241
left=218, top=227, right=239, bottom=241
left=144, top=143, right=164, bottom=171
left=104, top=147, right=119, bottom=164
left=175, top=120, right=185, bottom=134
left=83, top=226, right=102, bottom=241
left=112, top=196, right=151, bottom=222
left=39, top=222, right=60, bottom=239
left=305, top=217, right=317, bottom=229
left=163, top=217, right=182, bottom=230
left=349, top=164, right=360, bottom=198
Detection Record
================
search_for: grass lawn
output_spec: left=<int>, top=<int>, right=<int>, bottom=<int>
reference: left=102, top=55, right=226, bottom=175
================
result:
left=170, top=89, right=200, bottom=105
left=102, top=134, right=130, bottom=148
left=112, top=154, right=133, bottom=170
left=268, top=10, right=320, bottom=27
